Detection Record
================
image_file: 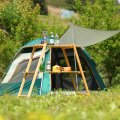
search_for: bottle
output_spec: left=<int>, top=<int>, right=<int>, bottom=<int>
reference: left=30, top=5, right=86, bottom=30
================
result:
left=50, top=32, right=54, bottom=45
left=44, top=30, right=49, bottom=45
left=43, top=32, right=47, bottom=42
left=55, top=33, right=60, bottom=45
left=41, top=30, right=46, bottom=44
left=46, top=58, right=50, bottom=71
left=40, top=58, right=45, bottom=72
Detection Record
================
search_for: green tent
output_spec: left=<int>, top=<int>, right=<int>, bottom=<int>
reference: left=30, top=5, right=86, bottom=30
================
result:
left=0, top=25, right=120, bottom=96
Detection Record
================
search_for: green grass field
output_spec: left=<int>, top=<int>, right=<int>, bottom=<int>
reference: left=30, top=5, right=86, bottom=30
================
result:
left=0, top=86, right=120, bottom=120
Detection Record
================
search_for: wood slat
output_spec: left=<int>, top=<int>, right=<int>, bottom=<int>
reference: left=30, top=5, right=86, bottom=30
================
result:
left=27, top=43, right=47, bottom=98
left=62, top=48, right=78, bottom=94
left=73, top=44, right=90, bottom=96
left=26, top=44, right=74, bottom=49
left=22, top=71, right=85, bottom=74
left=49, top=71, right=82, bottom=74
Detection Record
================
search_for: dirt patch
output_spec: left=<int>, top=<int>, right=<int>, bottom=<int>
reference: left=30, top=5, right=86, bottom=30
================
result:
left=47, top=5, right=78, bottom=18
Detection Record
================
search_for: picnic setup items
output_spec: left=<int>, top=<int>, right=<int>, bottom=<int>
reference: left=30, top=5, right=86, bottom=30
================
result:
left=14, top=44, right=88, bottom=98
left=41, top=30, right=49, bottom=45
left=46, top=58, right=50, bottom=71
left=40, top=58, right=45, bottom=72
left=55, top=33, right=60, bottom=45
left=41, top=31, right=60, bottom=46
left=61, top=67, right=71, bottom=72
left=52, top=66, right=71, bottom=72
left=52, top=65, right=61, bottom=72
left=50, top=32, right=54, bottom=45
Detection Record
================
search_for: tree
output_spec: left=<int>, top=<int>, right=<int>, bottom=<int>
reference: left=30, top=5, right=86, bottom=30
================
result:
left=33, top=0, right=48, bottom=15
left=74, top=0, right=120, bottom=86
left=0, top=0, right=41, bottom=75
left=0, top=0, right=67, bottom=78
left=64, top=0, right=76, bottom=11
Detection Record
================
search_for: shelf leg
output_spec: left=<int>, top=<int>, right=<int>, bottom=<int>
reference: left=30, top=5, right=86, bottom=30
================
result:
left=73, top=44, right=90, bottom=96
left=27, top=43, right=47, bottom=98
left=62, top=48, right=78, bottom=94
left=17, top=47, right=36, bottom=98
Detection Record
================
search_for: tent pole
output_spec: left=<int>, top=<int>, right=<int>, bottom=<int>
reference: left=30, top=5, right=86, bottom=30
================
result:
left=72, top=24, right=78, bottom=90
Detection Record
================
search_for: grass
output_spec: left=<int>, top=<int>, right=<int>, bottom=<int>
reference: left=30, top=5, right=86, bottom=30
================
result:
left=0, top=86, right=120, bottom=120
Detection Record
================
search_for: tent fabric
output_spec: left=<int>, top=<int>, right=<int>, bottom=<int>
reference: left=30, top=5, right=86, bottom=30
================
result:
left=41, top=50, right=51, bottom=95
left=16, top=36, right=50, bottom=54
left=60, top=24, right=120, bottom=47
left=0, top=46, right=105, bottom=96
left=6, top=40, right=50, bottom=77
left=2, top=50, right=43, bottom=83
left=0, top=49, right=51, bottom=96
left=51, top=48, right=104, bottom=91
left=8, top=58, right=41, bottom=83
left=0, top=79, right=41, bottom=96
left=81, top=48, right=106, bottom=90
left=63, top=77, right=93, bottom=91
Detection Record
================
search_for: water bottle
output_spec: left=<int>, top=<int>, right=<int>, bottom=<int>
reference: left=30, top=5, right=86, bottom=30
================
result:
left=46, top=58, right=50, bottom=71
left=50, top=32, right=54, bottom=45
left=55, top=33, right=60, bottom=45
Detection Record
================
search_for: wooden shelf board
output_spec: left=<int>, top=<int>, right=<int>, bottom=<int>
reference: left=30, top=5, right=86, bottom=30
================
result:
left=26, top=44, right=74, bottom=49
left=22, top=71, right=84, bottom=74
left=48, top=71, right=83, bottom=74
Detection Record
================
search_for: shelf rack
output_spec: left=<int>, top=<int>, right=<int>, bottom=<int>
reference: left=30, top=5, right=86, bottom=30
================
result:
left=17, top=44, right=90, bottom=98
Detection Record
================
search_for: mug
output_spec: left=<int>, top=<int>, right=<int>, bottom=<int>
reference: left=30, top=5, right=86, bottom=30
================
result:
left=61, top=67, right=71, bottom=72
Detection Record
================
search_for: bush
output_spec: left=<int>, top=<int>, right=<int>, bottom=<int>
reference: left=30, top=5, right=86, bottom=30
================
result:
left=0, top=0, right=68, bottom=77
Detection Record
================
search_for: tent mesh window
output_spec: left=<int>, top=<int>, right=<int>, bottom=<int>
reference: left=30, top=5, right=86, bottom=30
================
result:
left=59, top=57, right=95, bottom=91
left=9, top=58, right=39, bottom=83
left=51, top=48, right=99, bottom=91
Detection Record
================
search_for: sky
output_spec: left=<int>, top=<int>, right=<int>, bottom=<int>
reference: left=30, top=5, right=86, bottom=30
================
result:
left=118, top=0, right=120, bottom=3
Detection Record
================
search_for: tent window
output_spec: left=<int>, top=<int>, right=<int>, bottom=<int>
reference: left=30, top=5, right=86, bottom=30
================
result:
left=9, top=58, right=39, bottom=83
left=59, top=56, right=95, bottom=90
left=51, top=48, right=99, bottom=91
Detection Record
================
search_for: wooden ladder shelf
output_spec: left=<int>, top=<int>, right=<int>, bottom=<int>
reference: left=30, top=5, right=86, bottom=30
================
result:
left=17, top=43, right=90, bottom=98
left=17, top=43, right=47, bottom=98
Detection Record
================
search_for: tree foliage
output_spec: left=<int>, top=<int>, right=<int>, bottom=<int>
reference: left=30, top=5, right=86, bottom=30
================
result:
left=74, top=0, right=120, bottom=86
left=46, top=0, right=76, bottom=11
left=33, top=0, right=48, bottom=15
left=0, top=0, right=40, bottom=71
left=46, top=0, right=96, bottom=11
left=0, top=0, right=67, bottom=77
